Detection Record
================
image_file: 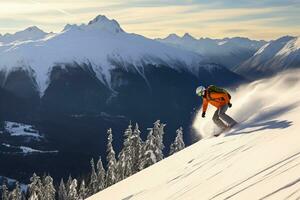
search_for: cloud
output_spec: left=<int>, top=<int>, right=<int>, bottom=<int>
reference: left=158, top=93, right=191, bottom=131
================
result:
left=0, top=0, right=299, bottom=40
left=27, top=0, right=76, bottom=17
left=224, top=29, right=248, bottom=34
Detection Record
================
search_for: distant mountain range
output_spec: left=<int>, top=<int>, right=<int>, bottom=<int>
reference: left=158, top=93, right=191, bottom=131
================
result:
left=234, top=36, right=300, bottom=79
left=0, top=26, right=49, bottom=44
left=157, top=33, right=267, bottom=69
left=157, top=33, right=300, bottom=79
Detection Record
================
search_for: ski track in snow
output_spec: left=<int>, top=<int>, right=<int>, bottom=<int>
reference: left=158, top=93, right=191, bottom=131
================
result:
left=89, top=70, right=300, bottom=200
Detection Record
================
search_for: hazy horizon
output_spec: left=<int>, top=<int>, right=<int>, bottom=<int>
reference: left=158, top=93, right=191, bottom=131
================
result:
left=0, top=0, right=299, bottom=40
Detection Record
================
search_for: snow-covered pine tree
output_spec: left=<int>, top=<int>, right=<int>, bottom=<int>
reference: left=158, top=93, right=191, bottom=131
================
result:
left=131, top=123, right=143, bottom=173
left=66, top=175, right=73, bottom=195
left=28, top=173, right=43, bottom=200
left=106, top=128, right=118, bottom=187
left=68, top=179, right=78, bottom=200
left=169, top=142, right=175, bottom=156
left=152, top=120, right=165, bottom=161
left=58, top=179, right=68, bottom=200
left=139, top=128, right=157, bottom=170
left=117, top=124, right=134, bottom=181
left=96, top=157, right=106, bottom=191
left=139, top=120, right=166, bottom=170
left=78, top=180, right=87, bottom=200
left=42, top=175, right=56, bottom=200
left=88, top=158, right=98, bottom=195
left=169, top=127, right=185, bottom=155
left=11, top=181, right=22, bottom=200
left=1, top=179, right=9, bottom=200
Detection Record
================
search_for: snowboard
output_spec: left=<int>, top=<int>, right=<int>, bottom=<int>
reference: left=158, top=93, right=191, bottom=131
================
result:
left=213, top=123, right=238, bottom=137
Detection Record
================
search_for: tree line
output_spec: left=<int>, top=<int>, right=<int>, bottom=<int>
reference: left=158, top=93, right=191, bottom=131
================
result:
left=1, top=120, right=185, bottom=200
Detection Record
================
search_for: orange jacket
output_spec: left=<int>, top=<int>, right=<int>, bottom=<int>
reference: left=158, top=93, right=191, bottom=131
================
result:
left=202, top=90, right=230, bottom=112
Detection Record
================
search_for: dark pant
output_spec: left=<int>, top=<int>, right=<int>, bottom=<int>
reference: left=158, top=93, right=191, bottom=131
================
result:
left=212, top=105, right=237, bottom=129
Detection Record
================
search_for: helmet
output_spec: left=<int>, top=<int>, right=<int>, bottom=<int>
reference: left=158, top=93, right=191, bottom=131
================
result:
left=196, top=86, right=205, bottom=96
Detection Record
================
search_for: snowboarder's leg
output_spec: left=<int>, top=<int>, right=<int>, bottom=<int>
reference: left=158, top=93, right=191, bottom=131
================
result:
left=212, top=109, right=227, bottom=130
left=219, top=105, right=237, bottom=127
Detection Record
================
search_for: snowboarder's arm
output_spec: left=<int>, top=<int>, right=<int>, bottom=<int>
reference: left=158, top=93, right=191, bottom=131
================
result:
left=202, top=98, right=208, bottom=112
left=224, top=93, right=230, bottom=104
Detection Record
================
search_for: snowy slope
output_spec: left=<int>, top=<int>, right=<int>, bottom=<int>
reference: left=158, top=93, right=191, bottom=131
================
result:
left=0, top=15, right=204, bottom=94
left=88, top=70, right=300, bottom=200
left=3, top=121, right=43, bottom=139
left=235, top=36, right=300, bottom=78
left=157, top=33, right=266, bottom=68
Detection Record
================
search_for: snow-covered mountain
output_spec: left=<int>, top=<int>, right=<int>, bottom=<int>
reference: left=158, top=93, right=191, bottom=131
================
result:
left=0, top=15, right=210, bottom=95
left=157, top=33, right=266, bottom=69
left=89, top=70, right=300, bottom=200
left=235, top=36, right=300, bottom=79
left=0, top=26, right=48, bottom=45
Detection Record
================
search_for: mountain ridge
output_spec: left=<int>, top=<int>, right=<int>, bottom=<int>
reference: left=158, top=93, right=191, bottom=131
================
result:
left=156, top=33, right=267, bottom=69
left=235, top=35, right=300, bottom=79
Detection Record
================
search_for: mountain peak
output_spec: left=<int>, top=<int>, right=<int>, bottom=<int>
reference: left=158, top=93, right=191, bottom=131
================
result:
left=87, top=15, right=124, bottom=33
left=182, top=33, right=196, bottom=40
left=0, top=26, right=48, bottom=44
left=24, top=26, right=45, bottom=33
left=63, top=24, right=80, bottom=32
left=166, top=33, right=180, bottom=39
left=164, top=33, right=181, bottom=41
left=88, top=15, right=109, bottom=25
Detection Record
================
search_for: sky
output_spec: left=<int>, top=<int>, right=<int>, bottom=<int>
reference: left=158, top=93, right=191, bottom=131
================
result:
left=0, top=0, right=299, bottom=40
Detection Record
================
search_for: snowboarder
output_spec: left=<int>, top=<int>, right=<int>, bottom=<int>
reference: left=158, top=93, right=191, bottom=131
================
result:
left=196, top=85, right=237, bottom=135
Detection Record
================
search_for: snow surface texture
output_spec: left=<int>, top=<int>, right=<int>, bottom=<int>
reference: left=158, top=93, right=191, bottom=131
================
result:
left=0, top=15, right=203, bottom=95
left=1, top=143, right=58, bottom=154
left=1, top=121, right=57, bottom=155
left=89, top=70, right=300, bottom=200
left=3, top=121, right=43, bottom=139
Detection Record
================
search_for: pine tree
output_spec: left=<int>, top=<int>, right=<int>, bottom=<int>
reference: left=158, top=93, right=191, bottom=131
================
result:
left=78, top=180, right=87, bottom=200
left=139, top=128, right=157, bottom=170
left=96, top=157, right=106, bottom=191
left=117, top=124, right=134, bottom=181
left=139, top=121, right=166, bottom=170
left=88, top=158, right=98, bottom=195
left=1, top=179, right=9, bottom=200
left=68, top=179, right=78, bottom=200
left=131, top=123, right=143, bottom=173
left=28, top=173, right=43, bottom=200
left=169, top=127, right=185, bottom=155
left=106, top=128, right=118, bottom=187
left=43, top=175, right=56, bottom=200
left=152, top=120, right=165, bottom=162
left=11, top=181, right=22, bottom=200
left=169, top=142, right=175, bottom=156
left=58, top=179, right=68, bottom=200
left=66, top=175, right=73, bottom=195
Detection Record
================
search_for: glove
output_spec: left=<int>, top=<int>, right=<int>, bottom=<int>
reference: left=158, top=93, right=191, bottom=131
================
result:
left=228, top=103, right=232, bottom=108
left=202, top=112, right=206, bottom=118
